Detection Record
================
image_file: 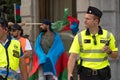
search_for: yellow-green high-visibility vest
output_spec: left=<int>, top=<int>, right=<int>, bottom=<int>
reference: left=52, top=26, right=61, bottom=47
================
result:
left=78, top=29, right=111, bottom=69
left=0, top=39, right=21, bottom=71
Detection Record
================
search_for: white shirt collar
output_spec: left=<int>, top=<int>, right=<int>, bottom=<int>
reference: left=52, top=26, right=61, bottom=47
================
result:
left=0, top=39, right=9, bottom=46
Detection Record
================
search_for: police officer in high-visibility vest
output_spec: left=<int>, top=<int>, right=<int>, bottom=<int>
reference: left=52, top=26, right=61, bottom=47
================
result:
left=0, top=18, right=28, bottom=80
left=68, top=6, right=118, bottom=80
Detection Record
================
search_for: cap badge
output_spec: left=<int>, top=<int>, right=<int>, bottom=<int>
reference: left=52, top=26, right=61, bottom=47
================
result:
left=89, top=10, right=92, bottom=13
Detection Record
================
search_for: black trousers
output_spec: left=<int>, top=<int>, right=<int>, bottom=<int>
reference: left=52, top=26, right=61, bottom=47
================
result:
left=78, top=66, right=111, bottom=80
left=45, top=75, right=53, bottom=80
left=79, top=74, right=110, bottom=80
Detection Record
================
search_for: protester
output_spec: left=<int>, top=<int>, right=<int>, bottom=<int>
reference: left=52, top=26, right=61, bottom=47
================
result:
left=29, top=19, right=68, bottom=80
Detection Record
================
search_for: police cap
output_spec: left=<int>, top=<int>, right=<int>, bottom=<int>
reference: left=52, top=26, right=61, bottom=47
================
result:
left=87, top=6, right=103, bottom=18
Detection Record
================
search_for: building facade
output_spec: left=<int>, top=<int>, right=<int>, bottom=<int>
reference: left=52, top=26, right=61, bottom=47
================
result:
left=21, top=0, right=120, bottom=80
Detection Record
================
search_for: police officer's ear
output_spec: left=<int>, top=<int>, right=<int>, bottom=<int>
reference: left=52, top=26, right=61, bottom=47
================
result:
left=93, top=16, right=100, bottom=24
left=95, top=19, right=99, bottom=24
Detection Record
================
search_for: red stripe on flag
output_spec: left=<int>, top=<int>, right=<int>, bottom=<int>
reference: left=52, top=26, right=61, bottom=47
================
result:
left=67, top=16, right=79, bottom=24
left=29, top=51, right=39, bottom=76
left=61, top=24, right=71, bottom=31
left=55, top=51, right=68, bottom=76
left=16, top=10, right=20, bottom=15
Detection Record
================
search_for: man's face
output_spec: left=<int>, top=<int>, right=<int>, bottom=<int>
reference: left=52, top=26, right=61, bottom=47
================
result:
left=84, top=14, right=97, bottom=28
left=39, top=23, right=47, bottom=32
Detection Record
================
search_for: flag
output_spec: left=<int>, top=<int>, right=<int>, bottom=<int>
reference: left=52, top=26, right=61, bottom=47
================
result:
left=62, top=16, right=79, bottom=34
left=51, top=8, right=69, bottom=32
left=52, top=8, right=80, bottom=35
left=16, top=4, right=20, bottom=15
left=29, top=32, right=68, bottom=80
left=29, top=51, right=39, bottom=80
left=56, top=52, right=68, bottom=80
left=14, top=4, right=21, bottom=23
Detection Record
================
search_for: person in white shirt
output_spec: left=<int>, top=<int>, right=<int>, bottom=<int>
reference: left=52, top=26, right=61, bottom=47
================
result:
left=11, top=23, right=32, bottom=80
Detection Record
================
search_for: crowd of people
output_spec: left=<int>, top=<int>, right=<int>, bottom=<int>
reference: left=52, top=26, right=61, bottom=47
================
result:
left=0, top=6, right=118, bottom=80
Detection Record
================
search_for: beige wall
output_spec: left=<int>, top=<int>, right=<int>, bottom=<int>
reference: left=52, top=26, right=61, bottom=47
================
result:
left=21, top=0, right=40, bottom=47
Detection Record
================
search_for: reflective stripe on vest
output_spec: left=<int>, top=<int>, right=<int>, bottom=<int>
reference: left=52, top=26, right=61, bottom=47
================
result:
left=78, top=31, right=110, bottom=62
left=82, top=56, right=108, bottom=62
left=0, top=67, right=18, bottom=79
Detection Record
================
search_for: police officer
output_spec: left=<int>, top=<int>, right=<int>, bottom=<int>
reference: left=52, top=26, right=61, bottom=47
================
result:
left=0, top=18, right=28, bottom=80
left=68, top=6, right=118, bottom=80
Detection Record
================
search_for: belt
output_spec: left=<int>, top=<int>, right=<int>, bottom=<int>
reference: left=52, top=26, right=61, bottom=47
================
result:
left=81, top=66, right=110, bottom=76
left=81, top=66, right=99, bottom=76
left=91, top=69, right=98, bottom=75
left=0, top=67, right=18, bottom=79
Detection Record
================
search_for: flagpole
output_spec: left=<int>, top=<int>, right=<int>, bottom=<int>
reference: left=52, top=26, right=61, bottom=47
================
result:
left=14, top=3, right=17, bottom=23
left=25, top=23, right=42, bottom=25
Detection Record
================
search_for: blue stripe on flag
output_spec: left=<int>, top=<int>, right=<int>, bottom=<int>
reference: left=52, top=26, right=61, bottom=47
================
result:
left=16, top=4, right=20, bottom=10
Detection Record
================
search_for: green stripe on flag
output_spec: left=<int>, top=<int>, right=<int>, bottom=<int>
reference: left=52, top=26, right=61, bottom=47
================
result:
left=52, top=8, right=69, bottom=31
left=58, top=68, right=68, bottom=80
left=16, top=15, right=21, bottom=23
left=29, top=71, right=38, bottom=80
